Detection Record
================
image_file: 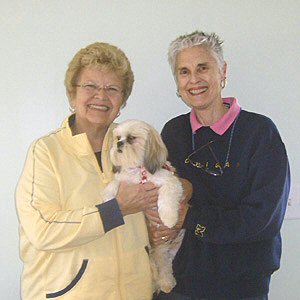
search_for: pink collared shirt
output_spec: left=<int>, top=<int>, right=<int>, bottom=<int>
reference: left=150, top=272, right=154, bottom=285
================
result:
left=190, top=97, right=241, bottom=135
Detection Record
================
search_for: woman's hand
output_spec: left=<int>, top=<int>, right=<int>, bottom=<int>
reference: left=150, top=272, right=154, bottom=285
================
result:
left=148, top=222, right=179, bottom=246
left=145, top=178, right=191, bottom=246
left=116, top=182, right=158, bottom=216
left=146, top=202, right=189, bottom=246
left=179, top=178, right=193, bottom=205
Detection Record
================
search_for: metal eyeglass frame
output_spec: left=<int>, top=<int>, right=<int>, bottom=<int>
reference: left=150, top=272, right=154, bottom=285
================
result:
left=185, top=113, right=239, bottom=176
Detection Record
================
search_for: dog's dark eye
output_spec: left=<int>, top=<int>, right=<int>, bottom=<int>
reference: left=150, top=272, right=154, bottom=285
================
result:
left=127, top=135, right=136, bottom=144
left=116, top=136, right=121, bottom=141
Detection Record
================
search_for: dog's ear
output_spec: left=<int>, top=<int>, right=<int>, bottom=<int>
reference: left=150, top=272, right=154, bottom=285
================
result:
left=112, top=165, right=121, bottom=173
left=144, top=127, right=168, bottom=174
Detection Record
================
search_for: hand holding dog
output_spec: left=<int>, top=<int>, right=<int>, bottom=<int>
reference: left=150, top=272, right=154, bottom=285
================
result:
left=179, top=178, right=193, bottom=206
left=147, top=201, right=189, bottom=246
left=146, top=178, right=191, bottom=246
left=116, top=181, right=159, bottom=216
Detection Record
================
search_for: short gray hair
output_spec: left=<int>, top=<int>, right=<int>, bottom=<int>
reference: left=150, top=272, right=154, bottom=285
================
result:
left=168, top=31, right=225, bottom=79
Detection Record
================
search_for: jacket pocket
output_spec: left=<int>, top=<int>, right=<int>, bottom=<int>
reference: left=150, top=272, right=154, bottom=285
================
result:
left=46, top=259, right=88, bottom=298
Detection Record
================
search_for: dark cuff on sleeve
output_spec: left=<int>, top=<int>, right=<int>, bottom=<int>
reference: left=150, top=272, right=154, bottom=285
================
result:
left=96, top=199, right=125, bottom=233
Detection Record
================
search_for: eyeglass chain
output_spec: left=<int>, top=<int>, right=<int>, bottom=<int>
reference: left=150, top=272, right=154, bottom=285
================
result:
left=191, top=111, right=240, bottom=167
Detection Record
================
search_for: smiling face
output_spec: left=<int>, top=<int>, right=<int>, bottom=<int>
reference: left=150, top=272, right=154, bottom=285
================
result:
left=71, top=67, right=124, bottom=132
left=175, top=45, right=227, bottom=112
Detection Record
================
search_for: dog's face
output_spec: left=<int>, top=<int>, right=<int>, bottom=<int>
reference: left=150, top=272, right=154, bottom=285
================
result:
left=110, top=120, right=168, bottom=174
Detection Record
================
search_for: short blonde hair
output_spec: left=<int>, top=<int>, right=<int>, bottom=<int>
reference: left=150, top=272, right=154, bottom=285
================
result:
left=65, top=42, right=134, bottom=107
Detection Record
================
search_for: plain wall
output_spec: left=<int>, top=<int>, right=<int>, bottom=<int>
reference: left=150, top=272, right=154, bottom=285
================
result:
left=1, top=1, right=299, bottom=299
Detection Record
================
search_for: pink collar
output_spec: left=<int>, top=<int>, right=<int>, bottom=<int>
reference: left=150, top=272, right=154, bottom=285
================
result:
left=139, top=163, right=174, bottom=184
left=190, top=97, right=241, bottom=135
left=140, top=166, right=148, bottom=184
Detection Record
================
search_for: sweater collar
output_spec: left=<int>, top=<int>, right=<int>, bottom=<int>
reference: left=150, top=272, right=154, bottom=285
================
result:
left=62, top=114, right=116, bottom=155
left=190, top=97, right=241, bottom=135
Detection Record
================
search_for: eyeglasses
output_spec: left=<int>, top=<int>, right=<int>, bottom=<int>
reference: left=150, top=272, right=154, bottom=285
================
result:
left=74, top=83, right=123, bottom=97
left=185, top=140, right=230, bottom=176
left=185, top=113, right=239, bottom=176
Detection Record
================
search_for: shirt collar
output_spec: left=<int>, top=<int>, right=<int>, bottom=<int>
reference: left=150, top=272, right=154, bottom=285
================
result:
left=190, top=97, right=241, bottom=135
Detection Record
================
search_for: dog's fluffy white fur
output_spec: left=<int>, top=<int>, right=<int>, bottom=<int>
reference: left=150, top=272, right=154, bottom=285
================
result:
left=102, top=119, right=184, bottom=293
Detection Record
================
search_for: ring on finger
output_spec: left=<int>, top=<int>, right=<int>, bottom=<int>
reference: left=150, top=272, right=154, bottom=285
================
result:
left=161, top=236, right=168, bottom=242
left=156, top=223, right=160, bottom=229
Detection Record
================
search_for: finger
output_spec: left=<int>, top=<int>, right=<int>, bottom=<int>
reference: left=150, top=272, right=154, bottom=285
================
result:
left=161, top=236, right=169, bottom=242
left=147, top=190, right=159, bottom=200
left=145, top=208, right=159, bottom=216
left=145, top=215, right=160, bottom=225
left=156, top=235, right=172, bottom=245
left=152, top=237, right=166, bottom=246
left=156, top=230, right=179, bottom=244
left=153, top=228, right=171, bottom=238
left=142, top=182, right=158, bottom=191
left=147, top=202, right=158, bottom=210
left=155, top=225, right=178, bottom=237
left=145, top=213, right=162, bottom=225
left=148, top=193, right=159, bottom=203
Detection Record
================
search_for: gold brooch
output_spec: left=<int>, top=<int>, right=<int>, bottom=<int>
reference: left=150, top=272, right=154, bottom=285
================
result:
left=195, top=224, right=206, bottom=237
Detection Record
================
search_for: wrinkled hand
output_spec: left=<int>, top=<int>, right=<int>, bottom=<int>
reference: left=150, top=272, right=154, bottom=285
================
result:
left=145, top=203, right=189, bottom=246
left=145, top=177, right=191, bottom=246
left=116, top=182, right=158, bottom=216
left=179, top=178, right=193, bottom=204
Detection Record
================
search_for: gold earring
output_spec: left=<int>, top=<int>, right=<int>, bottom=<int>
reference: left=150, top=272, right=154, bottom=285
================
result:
left=221, top=78, right=227, bottom=89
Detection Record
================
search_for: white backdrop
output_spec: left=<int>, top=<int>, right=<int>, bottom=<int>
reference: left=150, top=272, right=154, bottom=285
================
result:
left=1, top=1, right=299, bottom=299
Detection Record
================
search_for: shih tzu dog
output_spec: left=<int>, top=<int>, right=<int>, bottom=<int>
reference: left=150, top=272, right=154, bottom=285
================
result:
left=102, top=119, right=184, bottom=293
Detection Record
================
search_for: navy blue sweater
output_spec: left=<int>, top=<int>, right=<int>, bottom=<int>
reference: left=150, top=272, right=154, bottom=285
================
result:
left=161, top=110, right=290, bottom=299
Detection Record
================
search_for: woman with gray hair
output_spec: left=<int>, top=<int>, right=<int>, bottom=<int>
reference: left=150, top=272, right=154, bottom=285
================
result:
left=16, top=42, right=159, bottom=300
left=151, top=31, right=290, bottom=299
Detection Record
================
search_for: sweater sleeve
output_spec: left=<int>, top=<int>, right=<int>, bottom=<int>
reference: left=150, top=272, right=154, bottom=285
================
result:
left=162, top=117, right=290, bottom=245
left=16, top=139, right=124, bottom=252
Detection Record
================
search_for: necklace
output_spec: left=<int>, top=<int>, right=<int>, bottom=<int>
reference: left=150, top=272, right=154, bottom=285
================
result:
left=187, top=112, right=240, bottom=176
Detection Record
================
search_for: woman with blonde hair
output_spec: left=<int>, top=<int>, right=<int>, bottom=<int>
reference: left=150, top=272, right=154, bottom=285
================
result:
left=16, top=42, right=159, bottom=300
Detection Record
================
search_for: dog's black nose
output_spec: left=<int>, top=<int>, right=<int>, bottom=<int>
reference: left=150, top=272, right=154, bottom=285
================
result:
left=117, top=140, right=124, bottom=149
